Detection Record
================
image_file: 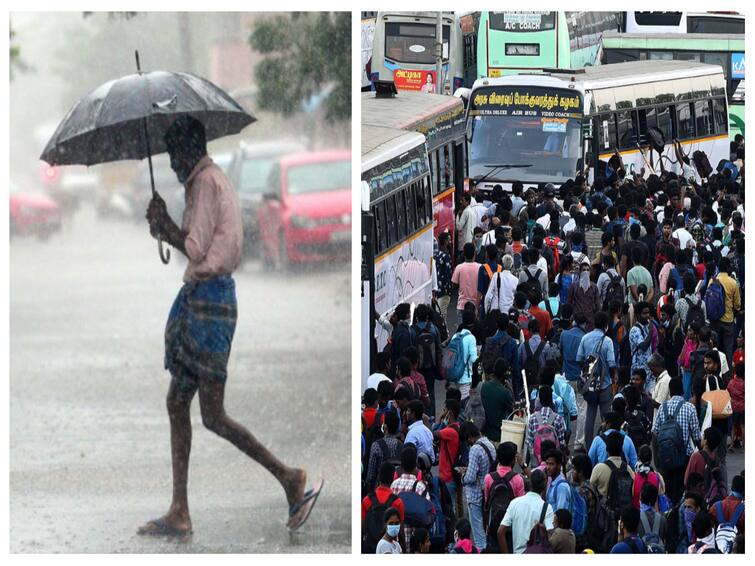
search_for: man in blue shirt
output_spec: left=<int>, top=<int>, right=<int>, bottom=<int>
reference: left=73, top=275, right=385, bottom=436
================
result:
left=404, top=400, right=434, bottom=462
left=560, top=313, right=587, bottom=449
left=611, top=507, right=648, bottom=553
left=587, top=411, right=638, bottom=470
left=576, top=311, right=617, bottom=450
left=545, top=450, right=572, bottom=512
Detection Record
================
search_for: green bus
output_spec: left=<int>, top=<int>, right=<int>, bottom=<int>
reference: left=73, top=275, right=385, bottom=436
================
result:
left=471, top=12, right=621, bottom=80
left=600, top=32, right=745, bottom=139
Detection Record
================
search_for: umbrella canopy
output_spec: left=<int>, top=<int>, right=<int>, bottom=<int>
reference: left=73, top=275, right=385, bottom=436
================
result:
left=40, top=70, right=255, bottom=166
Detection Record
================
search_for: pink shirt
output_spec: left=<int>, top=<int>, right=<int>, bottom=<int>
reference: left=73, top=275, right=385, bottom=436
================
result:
left=181, top=156, right=243, bottom=282
left=451, top=261, right=481, bottom=310
left=483, top=465, right=526, bottom=501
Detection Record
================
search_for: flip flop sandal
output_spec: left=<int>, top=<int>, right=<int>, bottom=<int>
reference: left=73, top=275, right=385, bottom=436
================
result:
left=287, top=477, right=324, bottom=532
left=137, top=517, right=193, bottom=538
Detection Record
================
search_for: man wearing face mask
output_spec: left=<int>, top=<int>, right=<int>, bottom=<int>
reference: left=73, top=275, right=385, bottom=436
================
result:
left=140, top=116, right=320, bottom=536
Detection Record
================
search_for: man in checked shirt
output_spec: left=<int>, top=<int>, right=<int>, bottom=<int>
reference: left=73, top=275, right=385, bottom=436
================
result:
left=458, top=421, right=496, bottom=552
left=390, top=445, right=430, bottom=551
left=139, top=115, right=322, bottom=537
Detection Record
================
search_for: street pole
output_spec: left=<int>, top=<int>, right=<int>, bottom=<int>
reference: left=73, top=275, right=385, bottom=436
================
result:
left=436, top=12, right=443, bottom=94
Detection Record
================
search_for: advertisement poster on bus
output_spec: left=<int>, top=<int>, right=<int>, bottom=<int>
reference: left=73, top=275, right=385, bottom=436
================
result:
left=732, top=52, right=745, bottom=79
left=394, top=69, right=437, bottom=92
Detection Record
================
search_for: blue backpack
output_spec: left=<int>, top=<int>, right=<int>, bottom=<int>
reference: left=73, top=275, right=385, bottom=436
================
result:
left=398, top=480, right=436, bottom=528
left=442, top=330, right=469, bottom=383
left=569, top=484, right=588, bottom=536
left=704, top=276, right=726, bottom=322
left=656, top=402, right=687, bottom=470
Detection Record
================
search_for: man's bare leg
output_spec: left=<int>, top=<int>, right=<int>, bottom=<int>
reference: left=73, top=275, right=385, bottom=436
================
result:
left=197, top=378, right=306, bottom=509
left=138, top=379, right=196, bottom=534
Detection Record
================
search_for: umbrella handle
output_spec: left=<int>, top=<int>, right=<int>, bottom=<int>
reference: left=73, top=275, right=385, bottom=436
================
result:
left=158, top=236, right=171, bottom=264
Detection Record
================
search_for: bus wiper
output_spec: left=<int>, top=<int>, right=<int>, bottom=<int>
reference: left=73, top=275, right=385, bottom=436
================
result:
left=473, top=164, right=533, bottom=185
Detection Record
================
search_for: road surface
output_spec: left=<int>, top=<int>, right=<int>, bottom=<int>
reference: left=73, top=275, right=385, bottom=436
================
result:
left=10, top=205, right=351, bottom=553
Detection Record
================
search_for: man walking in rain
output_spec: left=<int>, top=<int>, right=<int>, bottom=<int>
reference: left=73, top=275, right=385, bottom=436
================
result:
left=138, top=115, right=322, bottom=536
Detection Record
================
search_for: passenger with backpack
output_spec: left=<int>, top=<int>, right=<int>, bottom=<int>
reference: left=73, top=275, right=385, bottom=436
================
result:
left=518, top=248, right=548, bottom=298
left=684, top=426, right=728, bottom=506
left=458, top=421, right=497, bottom=551
left=676, top=273, right=707, bottom=332
left=364, top=411, right=403, bottom=492
left=498, top=468, right=555, bottom=554
left=361, top=461, right=405, bottom=553
left=390, top=303, right=416, bottom=372
left=597, top=254, right=626, bottom=311
left=590, top=431, right=635, bottom=509
left=687, top=511, right=722, bottom=553
left=484, top=254, right=520, bottom=316
left=709, top=474, right=745, bottom=553
left=483, top=441, right=525, bottom=552
left=587, top=412, right=638, bottom=470
left=708, top=257, right=741, bottom=363
left=441, top=310, right=478, bottom=400
left=526, top=386, right=567, bottom=466
left=576, top=311, right=618, bottom=450
left=610, top=507, right=648, bottom=553
left=411, top=304, right=442, bottom=416
left=636, top=483, right=667, bottom=552
left=571, top=454, right=602, bottom=552
left=632, top=445, right=667, bottom=510
left=390, top=445, right=434, bottom=550
left=448, top=518, right=481, bottom=554
left=651, top=378, right=701, bottom=505
left=480, top=314, right=519, bottom=380
left=519, top=318, right=547, bottom=386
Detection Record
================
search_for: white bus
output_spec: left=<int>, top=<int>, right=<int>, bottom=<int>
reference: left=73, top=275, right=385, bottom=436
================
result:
left=622, top=12, right=745, bottom=34
left=465, top=60, right=730, bottom=194
left=370, top=11, right=466, bottom=94
left=361, top=125, right=434, bottom=386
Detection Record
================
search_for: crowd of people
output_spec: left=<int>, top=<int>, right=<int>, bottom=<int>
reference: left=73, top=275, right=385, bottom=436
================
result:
left=361, top=144, right=745, bottom=554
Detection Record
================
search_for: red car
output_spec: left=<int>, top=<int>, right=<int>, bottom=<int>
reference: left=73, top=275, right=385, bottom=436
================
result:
left=9, top=184, right=62, bottom=240
left=257, top=150, right=351, bottom=269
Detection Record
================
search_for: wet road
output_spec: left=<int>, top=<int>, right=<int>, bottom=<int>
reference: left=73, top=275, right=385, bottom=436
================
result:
left=10, top=205, right=351, bottom=553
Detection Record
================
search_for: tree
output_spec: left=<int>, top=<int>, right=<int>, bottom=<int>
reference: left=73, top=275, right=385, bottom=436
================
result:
left=249, top=12, right=350, bottom=122
left=9, top=20, right=30, bottom=81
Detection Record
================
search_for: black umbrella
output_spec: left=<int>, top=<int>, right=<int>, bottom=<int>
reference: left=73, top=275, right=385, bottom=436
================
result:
left=41, top=51, right=255, bottom=263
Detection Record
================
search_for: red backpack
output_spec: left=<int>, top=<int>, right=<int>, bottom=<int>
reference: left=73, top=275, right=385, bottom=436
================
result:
left=544, top=236, right=561, bottom=278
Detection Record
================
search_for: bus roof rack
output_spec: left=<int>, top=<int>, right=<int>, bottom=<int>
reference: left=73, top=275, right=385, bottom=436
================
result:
left=373, top=80, right=398, bottom=98
left=538, top=68, right=587, bottom=75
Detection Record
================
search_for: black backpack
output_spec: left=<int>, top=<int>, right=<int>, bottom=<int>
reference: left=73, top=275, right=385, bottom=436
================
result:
left=701, top=450, right=728, bottom=505
left=362, top=492, right=398, bottom=553
left=693, top=150, right=713, bottom=178
left=481, top=333, right=511, bottom=375
left=582, top=482, right=617, bottom=553
left=522, top=268, right=543, bottom=298
left=523, top=340, right=547, bottom=384
left=605, top=460, right=634, bottom=514
left=603, top=272, right=625, bottom=310
left=376, top=438, right=403, bottom=477
left=484, top=470, right=517, bottom=534
left=683, top=297, right=706, bottom=331
left=414, top=324, right=437, bottom=370
left=623, top=409, right=651, bottom=451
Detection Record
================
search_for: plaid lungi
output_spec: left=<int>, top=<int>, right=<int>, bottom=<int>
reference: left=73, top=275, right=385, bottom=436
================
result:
left=164, top=275, right=237, bottom=392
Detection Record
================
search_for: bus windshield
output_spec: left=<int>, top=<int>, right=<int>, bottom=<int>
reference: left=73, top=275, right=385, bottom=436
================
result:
left=468, top=86, right=583, bottom=184
left=384, top=22, right=450, bottom=65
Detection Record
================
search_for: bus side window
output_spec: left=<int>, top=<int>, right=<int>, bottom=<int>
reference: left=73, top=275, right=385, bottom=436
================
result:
left=444, top=144, right=453, bottom=190
left=374, top=201, right=387, bottom=254
left=405, top=183, right=417, bottom=235
left=422, top=176, right=433, bottom=225
left=616, top=110, right=636, bottom=150
left=677, top=102, right=695, bottom=139
left=385, top=193, right=397, bottom=248
left=453, top=142, right=464, bottom=192
left=694, top=99, right=713, bottom=137
left=637, top=107, right=657, bottom=145
left=712, top=97, right=728, bottom=134
left=656, top=106, right=672, bottom=142
left=395, top=191, right=407, bottom=243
